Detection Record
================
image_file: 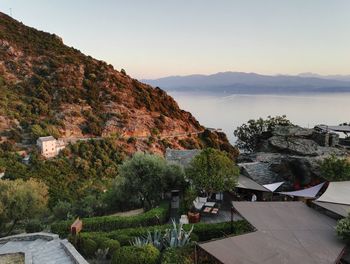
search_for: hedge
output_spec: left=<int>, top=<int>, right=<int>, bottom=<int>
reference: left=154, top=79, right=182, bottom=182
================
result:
left=78, top=220, right=251, bottom=246
left=112, top=245, right=160, bottom=264
left=51, top=201, right=169, bottom=237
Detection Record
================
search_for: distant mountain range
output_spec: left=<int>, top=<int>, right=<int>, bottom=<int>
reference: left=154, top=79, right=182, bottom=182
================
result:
left=142, top=72, right=350, bottom=94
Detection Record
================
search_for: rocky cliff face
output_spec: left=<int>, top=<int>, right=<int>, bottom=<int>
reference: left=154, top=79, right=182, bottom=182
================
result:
left=0, top=12, right=237, bottom=157
left=239, top=126, right=348, bottom=189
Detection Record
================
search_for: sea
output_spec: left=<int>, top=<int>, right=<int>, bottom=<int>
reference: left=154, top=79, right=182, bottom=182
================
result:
left=168, top=92, right=350, bottom=144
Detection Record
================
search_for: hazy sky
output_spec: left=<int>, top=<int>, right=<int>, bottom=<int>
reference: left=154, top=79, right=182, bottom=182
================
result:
left=1, top=0, right=349, bottom=79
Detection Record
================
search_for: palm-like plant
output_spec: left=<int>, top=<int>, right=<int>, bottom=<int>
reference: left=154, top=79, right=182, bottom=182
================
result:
left=130, top=219, right=194, bottom=250
left=163, top=219, right=193, bottom=248
left=131, top=230, right=163, bottom=250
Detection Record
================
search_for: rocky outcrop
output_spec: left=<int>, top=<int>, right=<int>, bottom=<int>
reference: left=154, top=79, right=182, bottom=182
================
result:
left=239, top=126, right=348, bottom=189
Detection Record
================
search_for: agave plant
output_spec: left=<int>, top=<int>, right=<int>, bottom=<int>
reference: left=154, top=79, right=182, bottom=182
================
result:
left=163, top=219, right=193, bottom=248
left=130, top=230, right=163, bottom=250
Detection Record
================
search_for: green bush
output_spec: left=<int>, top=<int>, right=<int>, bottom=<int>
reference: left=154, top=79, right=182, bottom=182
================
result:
left=112, top=245, right=160, bottom=264
left=336, top=215, right=350, bottom=242
left=25, top=219, right=44, bottom=233
left=190, top=232, right=199, bottom=242
left=101, top=239, right=121, bottom=258
left=51, top=201, right=169, bottom=237
left=161, top=247, right=193, bottom=264
left=80, top=238, right=98, bottom=258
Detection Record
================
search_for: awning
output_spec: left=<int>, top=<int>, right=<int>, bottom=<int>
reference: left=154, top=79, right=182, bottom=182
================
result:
left=316, top=181, right=350, bottom=205
left=237, top=175, right=270, bottom=192
left=313, top=201, right=350, bottom=218
left=278, top=182, right=325, bottom=198
left=263, top=181, right=284, bottom=192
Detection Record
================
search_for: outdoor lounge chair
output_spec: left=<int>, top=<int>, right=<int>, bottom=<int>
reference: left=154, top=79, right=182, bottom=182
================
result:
left=193, top=196, right=207, bottom=211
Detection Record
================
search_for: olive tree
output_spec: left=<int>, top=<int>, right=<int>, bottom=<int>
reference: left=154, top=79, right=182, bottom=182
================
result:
left=0, top=179, right=48, bottom=235
left=234, top=115, right=292, bottom=152
left=186, top=148, right=239, bottom=197
left=118, top=152, right=185, bottom=209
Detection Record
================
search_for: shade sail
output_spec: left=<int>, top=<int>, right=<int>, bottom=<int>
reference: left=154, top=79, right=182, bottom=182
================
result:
left=200, top=202, right=345, bottom=264
left=313, top=201, right=350, bottom=218
left=263, top=181, right=284, bottom=192
left=278, top=182, right=325, bottom=198
left=316, top=181, right=350, bottom=205
left=237, top=175, right=270, bottom=192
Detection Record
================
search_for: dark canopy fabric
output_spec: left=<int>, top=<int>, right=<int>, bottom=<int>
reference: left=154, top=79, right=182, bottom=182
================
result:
left=237, top=175, right=270, bottom=192
left=199, top=202, right=345, bottom=264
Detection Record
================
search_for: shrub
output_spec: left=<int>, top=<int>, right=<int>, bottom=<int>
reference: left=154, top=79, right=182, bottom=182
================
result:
left=80, top=238, right=98, bottom=258
left=161, top=247, right=193, bottom=264
left=127, top=137, right=137, bottom=144
left=51, top=202, right=169, bottom=237
left=190, top=232, right=199, bottom=242
left=101, top=239, right=121, bottom=258
left=320, top=155, right=350, bottom=181
left=25, top=219, right=44, bottom=233
left=52, top=200, right=72, bottom=221
left=336, top=214, right=350, bottom=242
left=112, top=245, right=160, bottom=264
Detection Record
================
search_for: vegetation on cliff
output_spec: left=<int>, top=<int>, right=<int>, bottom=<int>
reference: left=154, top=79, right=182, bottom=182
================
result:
left=0, top=12, right=237, bottom=158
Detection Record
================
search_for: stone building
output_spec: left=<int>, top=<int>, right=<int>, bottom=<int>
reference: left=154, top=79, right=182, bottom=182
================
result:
left=36, top=136, right=65, bottom=158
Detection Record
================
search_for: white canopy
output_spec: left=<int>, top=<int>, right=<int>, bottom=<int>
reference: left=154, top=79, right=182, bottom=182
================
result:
left=263, top=181, right=284, bottom=192
left=316, top=181, right=350, bottom=205
left=278, top=182, right=325, bottom=198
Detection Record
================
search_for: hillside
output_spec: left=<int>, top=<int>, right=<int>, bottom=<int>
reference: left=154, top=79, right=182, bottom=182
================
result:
left=142, top=71, right=350, bottom=94
left=0, top=12, right=237, bottom=157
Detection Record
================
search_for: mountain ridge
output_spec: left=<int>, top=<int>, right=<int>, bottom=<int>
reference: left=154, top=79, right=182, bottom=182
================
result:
left=142, top=71, right=350, bottom=94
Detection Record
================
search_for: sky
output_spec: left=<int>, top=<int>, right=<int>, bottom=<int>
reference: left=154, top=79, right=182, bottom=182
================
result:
left=0, top=0, right=349, bottom=79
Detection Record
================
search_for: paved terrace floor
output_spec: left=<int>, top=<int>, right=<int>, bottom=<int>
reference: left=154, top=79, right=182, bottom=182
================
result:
left=171, top=202, right=243, bottom=224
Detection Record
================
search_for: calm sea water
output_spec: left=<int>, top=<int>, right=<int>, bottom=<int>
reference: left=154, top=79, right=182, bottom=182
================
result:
left=168, top=92, right=350, bottom=144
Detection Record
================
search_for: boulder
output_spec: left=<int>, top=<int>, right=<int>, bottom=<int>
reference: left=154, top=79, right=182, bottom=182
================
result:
left=272, top=126, right=314, bottom=137
left=268, top=136, right=319, bottom=156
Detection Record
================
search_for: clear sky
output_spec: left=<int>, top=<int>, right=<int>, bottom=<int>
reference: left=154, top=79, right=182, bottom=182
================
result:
left=0, top=0, right=349, bottom=79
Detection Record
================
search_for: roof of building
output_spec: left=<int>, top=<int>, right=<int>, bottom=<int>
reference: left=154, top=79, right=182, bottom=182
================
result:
left=165, top=148, right=201, bottom=167
left=199, top=202, right=345, bottom=264
left=0, top=233, right=88, bottom=264
left=237, top=175, right=270, bottom=192
left=316, top=125, right=350, bottom=133
left=239, top=162, right=280, bottom=185
left=37, top=136, right=56, bottom=142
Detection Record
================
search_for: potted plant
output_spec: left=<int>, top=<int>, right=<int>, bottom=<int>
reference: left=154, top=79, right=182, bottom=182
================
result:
left=188, top=208, right=200, bottom=223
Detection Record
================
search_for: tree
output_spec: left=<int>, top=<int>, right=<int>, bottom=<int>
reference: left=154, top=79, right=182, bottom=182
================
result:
left=0, top=179, right=48, bottom=235
left=186, top=148, right=239, bottom=197
left=234, top=115, right=292, bottom=152
left=336, top=213, right=350, bottom=242
left=118, top=152, right=167, bottom=209
left=320, top=155, right=350, bottom=181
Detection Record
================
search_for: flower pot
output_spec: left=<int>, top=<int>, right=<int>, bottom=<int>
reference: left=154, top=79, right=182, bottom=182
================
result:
left=188, top=211, right=200, bottom=223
